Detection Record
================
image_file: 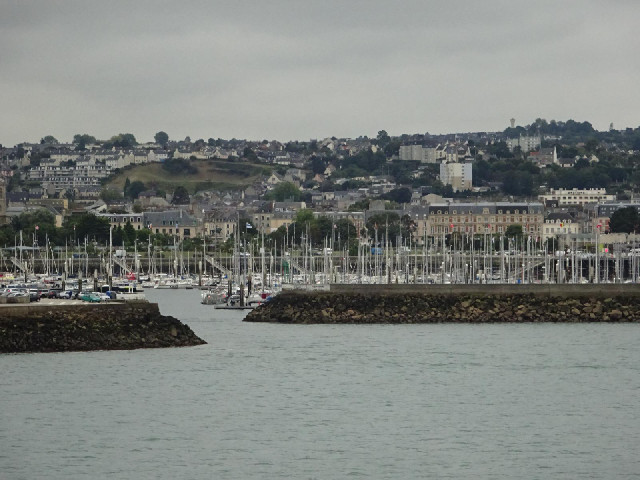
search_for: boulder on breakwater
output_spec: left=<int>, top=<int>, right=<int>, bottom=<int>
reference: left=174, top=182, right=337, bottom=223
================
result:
left=0, top=302, right=206, bottom=353
left=244, top=285, right=640, bottom=324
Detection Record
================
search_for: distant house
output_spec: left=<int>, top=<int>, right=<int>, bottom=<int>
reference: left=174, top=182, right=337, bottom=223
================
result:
left=266, top=172, right=284, bottom=186
left=542, top=210, right=582, bottom=241
left=324, top=164, right=337, bottom=176
left=283, top=168, right=305, bottom=187
left=273, top=201, right=306, bottom=212
left=527, top=146, right=557, bottom=167
left=138, top=190, right=170, bottom=209
left=558, top=157, right=577, bottom=168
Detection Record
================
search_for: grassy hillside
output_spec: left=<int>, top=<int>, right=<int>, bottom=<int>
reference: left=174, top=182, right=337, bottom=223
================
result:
left=107, top=159, right=271, bottom=193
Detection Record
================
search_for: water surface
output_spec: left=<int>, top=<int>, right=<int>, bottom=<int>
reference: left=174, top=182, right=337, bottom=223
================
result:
left=1, top=289, right=639, bottom=479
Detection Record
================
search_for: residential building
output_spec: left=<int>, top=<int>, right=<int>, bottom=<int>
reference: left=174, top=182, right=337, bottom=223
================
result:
left=99, top=213, right=146, bottom=232
left=538, top=188, right=616, bottom=207
left=506, top=134, right=541, bottom=153
left=439, top=161, right=472, bottom=192
left=427, top=202, right=544, bottom=236
left=98, top=210, right=199, bottom=238
left=398, top=144, right=439, bottom=163
left=145, top=210, right=199, bottom=238
left=527, top=146, right=557, bottom=167
left=204, top=210, right=238, bottom=242
left=542, top=211, right=582, bottom=241
left=399, top=144, right=425, bottom=162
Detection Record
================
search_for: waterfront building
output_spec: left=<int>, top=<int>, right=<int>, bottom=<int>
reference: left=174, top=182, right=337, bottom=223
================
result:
left=204, top=210, right=238, bottom=242
left=542, top=211, right=582, bottom=241
left=144, top=210, right=199, bottom=238
left=99, top=210, right=199, bottom=239
left=539, top=188, right=616, bottom=207
left=426, top=202, right=544, bottom=236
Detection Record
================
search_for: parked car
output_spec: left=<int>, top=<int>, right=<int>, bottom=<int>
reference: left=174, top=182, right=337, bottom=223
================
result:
left=79, top=292, right=101, bottom=303
left=97, top=293, right=111, bottom=302
left=36, top=289, right=49, bottom=299
left=9, top=289, right=28, bottom=298
left=48, top=289, right=62, bottom=299
left=28, top=289, right=41, bottom=302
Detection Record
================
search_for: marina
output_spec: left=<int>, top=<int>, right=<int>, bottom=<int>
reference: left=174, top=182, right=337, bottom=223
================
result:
left=4, top=233, right=640, bottom=288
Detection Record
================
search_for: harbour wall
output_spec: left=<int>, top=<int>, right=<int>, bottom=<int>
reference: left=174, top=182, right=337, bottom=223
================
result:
left=244, top=284, right=640, bottom=324
left=0, top=302, right=206, bottom=353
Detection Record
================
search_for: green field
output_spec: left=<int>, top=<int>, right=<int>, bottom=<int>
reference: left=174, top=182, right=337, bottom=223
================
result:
left=107, top=159, right=270, bottom=193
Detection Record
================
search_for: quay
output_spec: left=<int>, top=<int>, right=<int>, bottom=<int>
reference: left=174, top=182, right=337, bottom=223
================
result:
left=245, top=284, right=640, bottom=324
left=0, top=301, right=206, bottom=354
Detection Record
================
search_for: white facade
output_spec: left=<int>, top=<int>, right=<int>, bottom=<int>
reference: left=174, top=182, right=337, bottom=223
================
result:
left=399, top=144, right=424, bottom=161
left=506, top=134, right=541, bottom=153
left=399, top=145, right=438, bottom=163
left=538, top=188, right=616, bottom=206
left=542, top=218, right=582, bottom=241
left=439, top=162, right=472, bottom=192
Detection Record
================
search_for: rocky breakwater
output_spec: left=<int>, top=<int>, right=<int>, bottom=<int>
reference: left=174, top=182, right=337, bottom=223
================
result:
left=0, top=302, right=206, bottom=353
left=244, top=290, right=640, bottom=324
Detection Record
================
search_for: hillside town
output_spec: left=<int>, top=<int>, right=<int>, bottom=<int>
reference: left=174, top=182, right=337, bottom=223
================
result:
left=2, top=120, right=640, bottom=260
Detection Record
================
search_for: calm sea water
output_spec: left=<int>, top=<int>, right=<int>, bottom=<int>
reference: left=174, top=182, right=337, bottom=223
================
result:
left=1, top=289, right=639, bottom=479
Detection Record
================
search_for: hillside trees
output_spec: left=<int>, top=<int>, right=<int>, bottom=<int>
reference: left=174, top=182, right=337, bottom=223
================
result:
left=124, top=178, right=146, bottom=199
left=40, top=135, right=59, bottom=145
left=154, top=131, right=169, bottom=146
left=104, top=133, right=137, bottom=149
left=171, top=186, right=190, bottom=205
left=162, top=158, right=197, bottom=175
left=265, top=182, right=301, bottom=202
left=336, top=149, right=387, bottom=178
left=609, top=207, right=640, bottom=233
left=73, top=134, right=97, bottom=150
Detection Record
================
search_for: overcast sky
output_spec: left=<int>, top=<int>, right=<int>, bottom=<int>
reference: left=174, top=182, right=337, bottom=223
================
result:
left=1, top=0, right=638, bottom=146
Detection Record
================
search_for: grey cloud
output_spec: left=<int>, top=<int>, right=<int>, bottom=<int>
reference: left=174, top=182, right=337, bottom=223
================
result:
left=1, top=0, right=638, bottom=145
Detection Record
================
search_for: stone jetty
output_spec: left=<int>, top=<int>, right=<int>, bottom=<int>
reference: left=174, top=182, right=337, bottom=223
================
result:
left=0, top=302, right=206, bottom=353
left=244, top=284, right=640, bottom=324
